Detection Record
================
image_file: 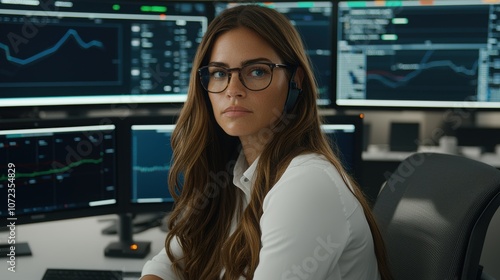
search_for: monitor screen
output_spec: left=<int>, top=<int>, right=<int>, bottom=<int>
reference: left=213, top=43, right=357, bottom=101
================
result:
left=335, top=0, right=500, bottom=109
left=214, top=1, right=334, bottom=106
left=0, top=119, right=118, bottom=224
left=130, top=124, right=174, bottom=204
left=321, top=114, right=364, bottom=183
left=0, top=0, right=211, bottom=108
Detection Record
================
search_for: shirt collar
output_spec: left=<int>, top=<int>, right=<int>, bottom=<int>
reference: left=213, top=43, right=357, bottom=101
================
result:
left=233, top=150, right=259, bottom=202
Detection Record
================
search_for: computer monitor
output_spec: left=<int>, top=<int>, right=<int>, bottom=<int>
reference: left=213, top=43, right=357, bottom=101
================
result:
left=214, top=1, right=334, bottom=106
left=0, top=117, right=119, bottom=255
left=334, top=0, right=500, bottom=109
left=0, top=118, right=118, bottom=224
left=321, top=114, right=364, bottom=184
left=0, top=0, right=211, bottom=109
left=126, top=118, right=176, bottom=212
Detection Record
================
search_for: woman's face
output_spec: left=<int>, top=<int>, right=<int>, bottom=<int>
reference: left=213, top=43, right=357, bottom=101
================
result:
left=207, top=27, right=290, bottom=144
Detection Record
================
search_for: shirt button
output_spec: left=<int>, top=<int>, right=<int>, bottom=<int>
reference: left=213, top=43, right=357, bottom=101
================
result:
left=243, top=178, right=249, bottom=182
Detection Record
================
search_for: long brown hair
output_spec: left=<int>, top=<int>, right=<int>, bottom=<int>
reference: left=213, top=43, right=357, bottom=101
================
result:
left=166, top=5, right=392, bottom=280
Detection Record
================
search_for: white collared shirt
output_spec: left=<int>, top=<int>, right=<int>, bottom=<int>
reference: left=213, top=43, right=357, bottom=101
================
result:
left=141, top=153, right=380, bottom=280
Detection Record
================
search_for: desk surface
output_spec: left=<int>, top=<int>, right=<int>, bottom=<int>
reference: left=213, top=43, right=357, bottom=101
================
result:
left=0, top=215, right=166, bottom=280
left=363, top=145, right=500, bottom=167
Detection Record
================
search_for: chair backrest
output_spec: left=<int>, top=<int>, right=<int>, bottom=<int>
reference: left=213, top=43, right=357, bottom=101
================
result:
left=372, top=152, right=500, bottom=280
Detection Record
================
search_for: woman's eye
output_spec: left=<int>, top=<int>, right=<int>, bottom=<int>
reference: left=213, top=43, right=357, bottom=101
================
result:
left=247, top=66, right=270, bottom=78
left=211, top=70, right=227, bottom=79
left=250, top=69, right=265, bottom=77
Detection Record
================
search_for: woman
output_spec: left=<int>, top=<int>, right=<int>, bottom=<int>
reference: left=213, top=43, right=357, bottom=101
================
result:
left=141, top=5, right=391, bottom=280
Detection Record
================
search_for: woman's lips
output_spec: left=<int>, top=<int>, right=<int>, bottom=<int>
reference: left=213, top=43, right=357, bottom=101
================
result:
left=223, top=106, right=252, bottom=117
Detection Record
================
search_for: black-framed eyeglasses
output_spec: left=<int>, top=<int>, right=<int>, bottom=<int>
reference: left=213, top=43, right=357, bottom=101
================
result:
left=198, top=62, right=289, bottom=93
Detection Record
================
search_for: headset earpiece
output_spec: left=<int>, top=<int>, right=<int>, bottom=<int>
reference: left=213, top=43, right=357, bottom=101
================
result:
left=284, top=69, right=302, bottom=113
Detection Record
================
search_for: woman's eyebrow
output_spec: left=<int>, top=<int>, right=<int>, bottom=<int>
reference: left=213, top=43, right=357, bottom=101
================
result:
left=241, top=57, right=273, bottom=66
left=207, top=57, right=273, bottom=67
left=207, top=61, right=228, bottom=67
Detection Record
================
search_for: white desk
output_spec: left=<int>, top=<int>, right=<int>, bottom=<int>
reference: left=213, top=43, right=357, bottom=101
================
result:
left=0, top=215, right=166, bottom=280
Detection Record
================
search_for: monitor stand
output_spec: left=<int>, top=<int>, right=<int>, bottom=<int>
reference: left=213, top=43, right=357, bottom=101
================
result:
left=104, top=213, right=151, bottom=258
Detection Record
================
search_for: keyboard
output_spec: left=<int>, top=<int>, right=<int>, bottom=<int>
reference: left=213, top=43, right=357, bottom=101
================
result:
left=42, top=268, right=141, bottom=280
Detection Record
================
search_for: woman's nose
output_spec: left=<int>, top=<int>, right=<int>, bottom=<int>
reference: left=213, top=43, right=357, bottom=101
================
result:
left=225, top=72, right=246, bottom=98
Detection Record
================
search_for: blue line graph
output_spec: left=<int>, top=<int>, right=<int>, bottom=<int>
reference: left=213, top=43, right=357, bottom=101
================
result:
left=0, top=29, right=104, bottom=66
left=367, top=50, right=478, bottom=89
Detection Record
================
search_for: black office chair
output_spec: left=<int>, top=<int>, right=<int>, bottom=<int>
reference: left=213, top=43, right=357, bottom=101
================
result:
left=372, top=152, right=500, bottom=280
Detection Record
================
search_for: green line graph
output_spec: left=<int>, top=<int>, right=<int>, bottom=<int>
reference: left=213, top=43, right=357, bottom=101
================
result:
left=0, top=157, right=103, bottom=182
